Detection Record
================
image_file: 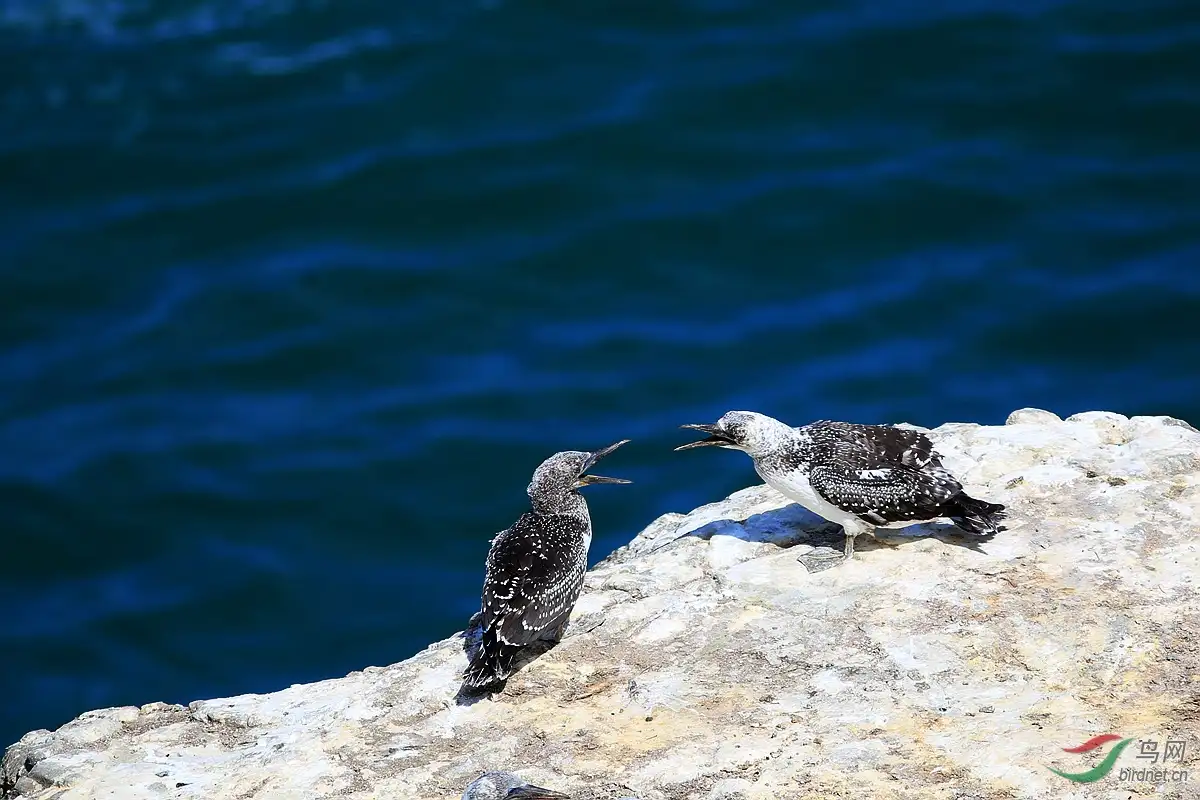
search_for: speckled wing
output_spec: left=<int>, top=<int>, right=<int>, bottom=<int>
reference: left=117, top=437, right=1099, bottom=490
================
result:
left=481, top=512, right=587, bottom=647
left=803, top=421, right=959, bottom=525
left=811, top=420, right=944, bottom=469
left=807, top=460, right=962, bottom=526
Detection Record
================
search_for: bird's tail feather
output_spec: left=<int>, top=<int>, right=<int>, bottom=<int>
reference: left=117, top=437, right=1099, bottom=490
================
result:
left=461, top=634, right=519, bottom=690
left=946, top=493, right=1006, bottom=537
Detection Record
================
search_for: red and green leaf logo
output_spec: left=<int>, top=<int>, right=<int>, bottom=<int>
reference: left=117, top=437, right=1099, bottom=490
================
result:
left=1048, top=734, right=1136, bottom=783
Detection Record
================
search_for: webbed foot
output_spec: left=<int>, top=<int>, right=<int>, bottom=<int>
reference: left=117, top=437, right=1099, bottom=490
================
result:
left=797, top=528, right=858, bottom=572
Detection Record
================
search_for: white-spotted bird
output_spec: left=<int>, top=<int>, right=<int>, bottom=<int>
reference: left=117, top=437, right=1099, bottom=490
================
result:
left=462, top=441, right=630, bottom=690
left=676, top=411, right=1004, bottom=571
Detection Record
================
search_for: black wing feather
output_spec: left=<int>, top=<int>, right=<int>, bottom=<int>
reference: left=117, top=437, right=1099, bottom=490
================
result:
left=808, top=462, right=962, bottom=524
left=812, top=420, right=944, bottom=469
left=802, top=421, right=1005, bottom=534
left=805, top=421, right=961, bottom=525
left=483, top=512, right=586, bottom=647
left=463, top=512, right=587, bottom=688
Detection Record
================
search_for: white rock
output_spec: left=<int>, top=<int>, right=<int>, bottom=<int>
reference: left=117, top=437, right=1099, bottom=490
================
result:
left=1005, top=407, right=1063, bottom=425
left=5, top=411, right=1199, bottom=800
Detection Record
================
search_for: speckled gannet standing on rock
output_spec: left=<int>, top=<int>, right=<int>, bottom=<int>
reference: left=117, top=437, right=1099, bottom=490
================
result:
left=462, top=441, right=631, bottom=690
left=676, top=411, right=1006, bottom=571
left=462, top=771, right=569, bottom=799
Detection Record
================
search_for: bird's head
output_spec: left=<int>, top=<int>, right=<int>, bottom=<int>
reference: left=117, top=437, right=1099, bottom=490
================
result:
left=675, top=411, right=791, bottom=458
left=462, top=771, right=570, bottom=800
left=526, top=440, right=631, bottom=511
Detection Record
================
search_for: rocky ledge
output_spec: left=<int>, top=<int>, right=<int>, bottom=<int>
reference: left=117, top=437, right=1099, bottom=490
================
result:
left=5, top=410, right=1200, bottom=800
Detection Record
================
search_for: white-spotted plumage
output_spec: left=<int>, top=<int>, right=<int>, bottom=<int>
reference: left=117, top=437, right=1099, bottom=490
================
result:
left=462, top=442, right=629, bottom=690
left=677, top=411, right=1005, bottom=568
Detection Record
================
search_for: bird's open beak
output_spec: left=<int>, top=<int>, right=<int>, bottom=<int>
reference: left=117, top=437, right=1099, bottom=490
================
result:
left=576, top=473, right=631, bottom=485
left=506, top=785, right=570, bottom=799
left=575, top=439, right=632, bottom=487
left=674, top=423, right=732, bottom=451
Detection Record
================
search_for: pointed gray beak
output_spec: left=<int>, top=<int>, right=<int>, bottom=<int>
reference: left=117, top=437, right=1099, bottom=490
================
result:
left=575, top=439, right=632, bottom=487
left=674, top=423, right=732, bottom=451
left=506, top=784, right=570, bottom=799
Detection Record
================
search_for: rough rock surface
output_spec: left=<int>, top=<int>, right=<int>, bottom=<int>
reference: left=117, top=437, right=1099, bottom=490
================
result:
left=6, top=410, right=1200, bottom=800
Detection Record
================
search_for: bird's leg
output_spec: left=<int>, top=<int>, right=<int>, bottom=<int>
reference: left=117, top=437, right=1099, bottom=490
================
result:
left=798, top=521, right=868, bottom=573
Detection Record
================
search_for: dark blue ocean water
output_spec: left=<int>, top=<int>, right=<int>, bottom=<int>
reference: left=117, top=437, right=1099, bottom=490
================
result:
left=2, top=0, right=1199, bottom=745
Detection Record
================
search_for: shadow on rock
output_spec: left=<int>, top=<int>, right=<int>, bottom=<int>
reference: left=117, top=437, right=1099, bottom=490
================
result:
left=651, top=503, right=826, bottom=553
left=660, top=502, right=1000, bottom=556
left=875, top=521, right=1000, bottom=554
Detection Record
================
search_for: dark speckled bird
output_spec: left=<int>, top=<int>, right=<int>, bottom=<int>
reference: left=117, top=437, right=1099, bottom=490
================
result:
left=676, top=411, right=1005, bottom=571
left=461, top=771, right=570, bottom=799
left=462, top=440, right=631, bottom=690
